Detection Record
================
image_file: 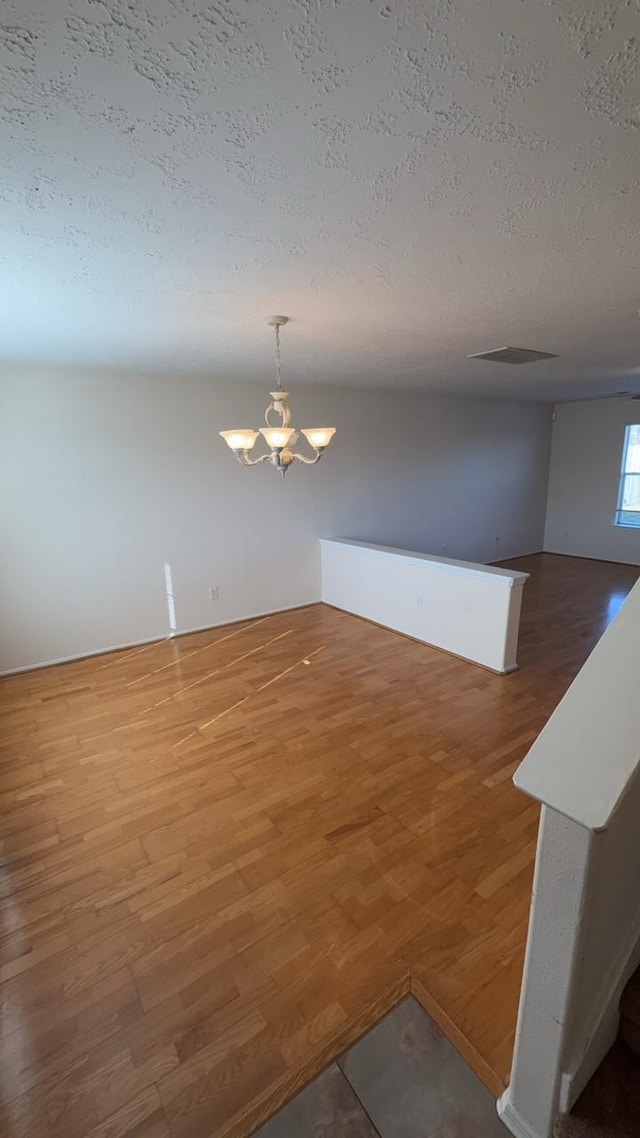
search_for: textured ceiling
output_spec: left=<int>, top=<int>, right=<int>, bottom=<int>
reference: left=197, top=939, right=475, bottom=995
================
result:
left=2, top=0, right=640, bottom=401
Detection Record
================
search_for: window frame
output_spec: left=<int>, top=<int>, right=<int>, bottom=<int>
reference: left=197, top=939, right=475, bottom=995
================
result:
left=614, top=423, right=640, bottom=529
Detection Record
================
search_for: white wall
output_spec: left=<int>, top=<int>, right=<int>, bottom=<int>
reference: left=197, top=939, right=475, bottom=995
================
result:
left=544, top=397, right=640, bottom=565
left=0, top=364, right=552, bottom=673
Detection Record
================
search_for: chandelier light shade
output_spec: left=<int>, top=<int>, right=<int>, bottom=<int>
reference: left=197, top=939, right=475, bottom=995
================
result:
left=219, top=429, right=259, bottom=452
left=219, top=316, right=337, bottom=476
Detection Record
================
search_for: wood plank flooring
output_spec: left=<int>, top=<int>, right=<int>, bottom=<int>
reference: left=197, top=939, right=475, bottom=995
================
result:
left=1, top=553, right=637, bottom=1138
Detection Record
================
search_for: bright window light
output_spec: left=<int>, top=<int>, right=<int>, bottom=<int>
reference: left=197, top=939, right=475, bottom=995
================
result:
left=615, top=424, right=640, bottom=528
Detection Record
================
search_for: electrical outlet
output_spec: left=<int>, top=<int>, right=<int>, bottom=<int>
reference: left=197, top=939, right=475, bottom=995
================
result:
left=415, top=594, right=424, bottom=607
left=495, top=536, right=500, bottom=545
left=208, top=586, right=219, bottom=601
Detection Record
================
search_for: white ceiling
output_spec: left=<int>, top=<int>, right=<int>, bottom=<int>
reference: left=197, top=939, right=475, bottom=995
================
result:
left=2, top=0, right=640, bottom=401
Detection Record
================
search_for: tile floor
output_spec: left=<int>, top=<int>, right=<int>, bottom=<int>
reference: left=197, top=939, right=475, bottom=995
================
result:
left=253, top=997, right=509, bottom=1137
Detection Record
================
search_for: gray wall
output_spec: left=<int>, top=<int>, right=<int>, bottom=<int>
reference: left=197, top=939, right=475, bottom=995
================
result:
left=544, top=398, right=640, bottom=565
left=0, top=364, right=552, bottom=672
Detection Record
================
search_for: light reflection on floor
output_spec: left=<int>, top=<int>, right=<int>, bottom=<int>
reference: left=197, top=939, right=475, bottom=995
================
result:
left=606, top=590, right=630, bottom=626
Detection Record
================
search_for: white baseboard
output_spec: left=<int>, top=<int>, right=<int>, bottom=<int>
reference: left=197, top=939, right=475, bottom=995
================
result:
left=0, top=633, right=174, bottom=676
left=497, top=1090, right=542, bottom=1138
left=0, top=599, right=321, bottom=676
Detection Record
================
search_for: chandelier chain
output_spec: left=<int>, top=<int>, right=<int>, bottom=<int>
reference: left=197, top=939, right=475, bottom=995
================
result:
left=274, top=323, right=283, bottom=390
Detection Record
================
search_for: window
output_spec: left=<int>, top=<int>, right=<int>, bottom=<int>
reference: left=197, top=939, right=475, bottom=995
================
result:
left=615, top=424, right=640, bottom=528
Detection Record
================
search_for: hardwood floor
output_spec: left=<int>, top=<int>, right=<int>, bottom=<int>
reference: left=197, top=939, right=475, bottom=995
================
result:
left=1, top=553, right=637, bottom=1138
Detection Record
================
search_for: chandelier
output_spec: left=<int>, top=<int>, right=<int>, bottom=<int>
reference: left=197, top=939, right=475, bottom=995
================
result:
left=219, top=316, right=336, bottom=476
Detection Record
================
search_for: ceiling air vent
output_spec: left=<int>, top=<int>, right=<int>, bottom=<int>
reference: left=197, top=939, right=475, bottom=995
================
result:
left=468, top=346, right=558, bottom=365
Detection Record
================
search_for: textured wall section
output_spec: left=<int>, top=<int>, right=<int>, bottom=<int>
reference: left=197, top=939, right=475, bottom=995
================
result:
left=0, top=1, right=640, bottom=400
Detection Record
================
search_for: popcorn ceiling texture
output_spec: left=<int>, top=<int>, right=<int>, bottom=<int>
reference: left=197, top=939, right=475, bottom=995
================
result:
left=1, top=0, right=640, bottom=400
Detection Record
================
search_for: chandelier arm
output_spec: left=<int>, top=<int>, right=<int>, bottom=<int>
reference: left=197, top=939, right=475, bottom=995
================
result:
left=290, top=450, right=322, bottom=466
left=235, top=451, right=271, bottom=467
